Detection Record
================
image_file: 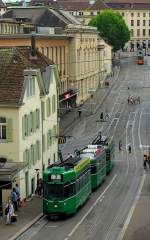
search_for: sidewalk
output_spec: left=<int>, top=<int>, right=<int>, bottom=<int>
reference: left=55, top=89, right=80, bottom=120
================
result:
left=60, top=67, right=120, bottom=135
left=0, top=197, right=42, bottom=240
left=122, top=173, right=150, bottom=240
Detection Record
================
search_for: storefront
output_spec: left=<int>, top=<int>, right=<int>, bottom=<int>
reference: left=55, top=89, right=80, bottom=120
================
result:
left=59, top=89, right=78, bottom=115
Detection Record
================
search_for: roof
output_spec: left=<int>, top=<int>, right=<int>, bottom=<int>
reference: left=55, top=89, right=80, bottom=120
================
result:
left=57, top=1, right=89, bottom=11
left=0, top=47, right=53, bottom=105
left=90, top=0, right=109, bottom=10
left=105, top=0, right=150, bottom=9
left=3, top=6, right=81, bottom=27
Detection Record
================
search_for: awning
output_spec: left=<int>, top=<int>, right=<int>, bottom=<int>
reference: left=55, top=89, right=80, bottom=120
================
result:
left=0, top=161, right=26, bottom=181
left=59, top=90, right=78, bottom=103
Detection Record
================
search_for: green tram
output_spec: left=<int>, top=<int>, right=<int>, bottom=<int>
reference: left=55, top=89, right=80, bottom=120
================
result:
left=43, top=156, right=91, bottom=216
left=78, top=145, right=106, bottom=190
left=92, top=135, right=115, bottom=174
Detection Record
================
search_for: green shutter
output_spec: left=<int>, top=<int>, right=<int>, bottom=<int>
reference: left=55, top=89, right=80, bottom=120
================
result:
left=37, top=141, right=41, bottom=160
left=49, top=98, right=51, bottom=116
left=6, top=118, right=13, bottom=142
left=41, top=101, right=45, bottom=120
left=24, top=115, right=27, bottom=136
left=43, top=134, right=45, bottom=152
left=31, top=145, right=34, bottom=165
left=49, top=130, right=52, bottom=146
left=46, top=98, right=50, bottom=117
left=47, top=132, right=49, bottom=149
left=36, top=109, right=40, bottom=129
left=27, top=115, right=31, bottom=136
left=34, top=144, right=37, bottom=163
left=33, top=111, right=36, bottom=132
left=52, top=95, right=56, bottom=114
left=22, top=116, right=25, bottom=140
left=29, top=147, right=32, bottom=169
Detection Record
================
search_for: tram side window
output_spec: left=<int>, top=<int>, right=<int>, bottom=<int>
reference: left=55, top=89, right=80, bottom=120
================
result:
left=64, top=182, right=76, bottom=198
left=91, top=164, right=97, bottom=174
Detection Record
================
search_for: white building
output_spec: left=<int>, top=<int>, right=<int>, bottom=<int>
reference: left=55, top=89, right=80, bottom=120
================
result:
left=0, top=46, right=60, bottom=198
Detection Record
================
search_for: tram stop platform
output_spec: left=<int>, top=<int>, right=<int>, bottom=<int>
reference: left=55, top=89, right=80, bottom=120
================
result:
left=122, top=172, right=150, bottom=240
left=0, top=196, right=42, bottom=240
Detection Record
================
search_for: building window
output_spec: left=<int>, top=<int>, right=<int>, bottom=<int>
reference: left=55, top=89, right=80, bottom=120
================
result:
left=143, top=12, right=146, bottom=17
left=143, top=29, right=146, bottom=36
left=90, top=11, right=94, bottom=16
left=121, top=12, right=124, bottom=16
left=149, top=29, right=150, bottom=36
left=0, top=117, right=6, bottom=140
left=149, top=20, right=150, bottom=26
left=143, top=20, right=146, bottom=26
left=137, top=29, right=140, bottom=36
left=131, top=12, right=134, bottom=17
left=26, top=75, right=35, bottom=98
left=137, top=20, right=140, bottom=26
left=97, top=11, right=100, bottom=15
left=131, top=20, right=134, bottom=26
left=137, top=12, right=140, bottom=17
left=78, top=11, right=83, bottom=16
left=131, top=29, right=134, bottom=37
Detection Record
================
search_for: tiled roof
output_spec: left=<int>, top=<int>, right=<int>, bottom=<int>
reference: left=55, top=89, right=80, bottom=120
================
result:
left=90, top=0, right=109, bottom=10
left=105, top=0, right=150, bottom=3
left=3, top=7, right=81, bottom=27
left=105, top=0, right=150, bottom=9
left=57, top=1, right=89, bottom=11
left=0, top=47, right=53, bottom=105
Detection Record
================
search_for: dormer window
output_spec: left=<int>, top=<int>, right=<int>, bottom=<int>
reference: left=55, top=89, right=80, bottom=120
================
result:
left=0, top=117, right=6, bottom=140
left=26, top=75, right=35, bottom=98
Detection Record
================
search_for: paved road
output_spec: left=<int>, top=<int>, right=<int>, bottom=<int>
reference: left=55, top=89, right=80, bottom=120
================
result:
left=17, top=55, right=150, bottom=240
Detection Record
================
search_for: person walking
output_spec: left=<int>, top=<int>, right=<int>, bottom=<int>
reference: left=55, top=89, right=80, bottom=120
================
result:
left=11, top=188, right=18, bottom=211
left=147, top=155, right=150, bottom=168
left=119, top=140, right=122, bottom=151
left=128, top=144, right=132, bottom=154
left=5, top=200, right=14, bottom=224
left=143, top=155, right=147, bottom=169
left=100, top=112, right=104, bottom=121
left=15, top=184, right=20, bottom=207
left=78, top=109, right=82, bottom=118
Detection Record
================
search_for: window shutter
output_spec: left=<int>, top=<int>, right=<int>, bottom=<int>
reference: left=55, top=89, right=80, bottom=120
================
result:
left=31, top=145, right=34, bottom=165
left=52, top=95, right=56, bottom=114
left=47, top=132, right=49, bottom=149
left=34, top=144, right=37, bottom=163
left=36, top=109, right=40, bottom=129
left=6, top=118, right=13, bottom=142
left=46, top=98, right=50, bottom=117
left=41, top=101, right=45, bottom=120
left=33, top=111, right=36, bottom=132
left=27, top=115, right=31, bottom=136
left=29, top=147, right=32, bottom=169
left=49, top=98, right=51, bottom=116
left=49, top=129, right=52, bottom=146
left=37, top=141, right=41, bottom=161
left=43, top=134, right=45, bottom=152
left=22, top=116, right=25, bottom=140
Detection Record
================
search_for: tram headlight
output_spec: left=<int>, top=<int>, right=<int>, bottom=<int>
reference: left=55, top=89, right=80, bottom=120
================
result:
left=54, top=205, right=58, bottom=208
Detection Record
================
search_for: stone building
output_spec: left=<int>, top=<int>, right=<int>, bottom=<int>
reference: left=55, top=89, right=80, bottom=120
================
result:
left=2, top=6, right=106, bottom=106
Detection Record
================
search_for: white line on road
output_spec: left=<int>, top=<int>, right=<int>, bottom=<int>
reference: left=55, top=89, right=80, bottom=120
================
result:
left=117, top=174, right=146, bottom=240
left=64, top=174, right=117, bottom=240
left=138, top=110, right=142, bottom=148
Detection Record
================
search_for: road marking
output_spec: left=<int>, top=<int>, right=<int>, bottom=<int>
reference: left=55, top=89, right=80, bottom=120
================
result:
left=117, top=174, right=146, bottom=240
left=138, top=110, right=142, bottom=148
left=65, top=174, right=117, bottom=240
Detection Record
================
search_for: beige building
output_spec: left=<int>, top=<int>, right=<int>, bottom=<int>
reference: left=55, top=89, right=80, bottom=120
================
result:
left=105, top=0, right=150, bottom=50
left=0, top=46, right=60, bottom=198
left=2, top=6, right=109, bottom=106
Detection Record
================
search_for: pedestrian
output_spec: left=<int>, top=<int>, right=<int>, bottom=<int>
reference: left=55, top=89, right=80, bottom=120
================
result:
left=128, top=144, right=132, bottom=153
left=147, top=155, right=150, bottom=168
left=143, top=155, right=147, bottom=169
left=10, top=188, right=18, bottom=211
left=119, top=140, right=122, bottom=151
left=38, top=178, right=43, bottom=197
left=78, top=109, right=82, bottom=118
left=100, top=112, right=104, bottom=121
left=5, top=200, right=14, bottom=224
left=15, top=183, right=20, bottom=207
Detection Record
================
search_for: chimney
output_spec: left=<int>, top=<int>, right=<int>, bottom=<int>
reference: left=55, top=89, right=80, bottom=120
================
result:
left=30, top=34, right=36, bottom=58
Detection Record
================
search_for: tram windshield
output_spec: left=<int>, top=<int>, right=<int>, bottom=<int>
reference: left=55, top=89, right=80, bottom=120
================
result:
left=44, top=183, right=63, bottom=199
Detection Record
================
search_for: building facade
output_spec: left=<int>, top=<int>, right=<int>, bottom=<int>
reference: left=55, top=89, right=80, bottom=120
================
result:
left=0, top=47, right=59, bottom=198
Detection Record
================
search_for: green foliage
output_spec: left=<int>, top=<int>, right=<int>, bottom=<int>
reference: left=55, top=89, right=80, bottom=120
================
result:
left=89, top=10, right=130, bottom=51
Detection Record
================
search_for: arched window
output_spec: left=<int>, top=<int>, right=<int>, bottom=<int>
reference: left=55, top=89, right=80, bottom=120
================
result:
left=0, top=117, right=6, bottom=140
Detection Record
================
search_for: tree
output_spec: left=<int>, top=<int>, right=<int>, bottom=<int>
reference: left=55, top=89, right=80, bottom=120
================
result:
left=89, top=10, right=130, bottom=51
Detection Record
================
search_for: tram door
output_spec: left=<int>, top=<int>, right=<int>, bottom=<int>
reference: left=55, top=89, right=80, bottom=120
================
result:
left=25, top=172, right=29, bottom=198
